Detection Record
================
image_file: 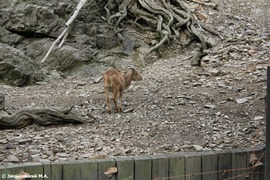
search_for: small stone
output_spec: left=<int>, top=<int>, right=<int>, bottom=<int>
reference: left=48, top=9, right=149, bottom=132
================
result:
left=96, top=147, right=103, bottom=151
left=5, top=144, right=14, bottom=149
left=33, top=136, right=44, bottom=140
left=58, top=158, right=68, bottom=161
left=56, top=153, right=70, bottom=158
left=17, top=139, right=33, bottom=144
left=93, top=76, right=103, bottom=84
left=189, top=101, right=197, bottom=104
left=209, top=69, right=222, bottom=76
left=254, top=116, right=264, bottom=121
left=29, top=149, right=41, bottom=155
left=0, top=139, right=8, bottom=144
left=123, top=108, right=134, bottom=113
left=192, top=82, right=201, bottom=87
left=79, top=93, right=88, bottom=97
left=7, top=155, right=19, bottom=163
left=204, top=103, right=216, bottom=108
left=124, top=149, right=132, bottom=154
left=236, top=98, right=248, bottom=104
left=76, top=80, right=87, bottom=86
left=49, top=155, right=55, bottom=161
left=193, top=145, right=203, bottom=151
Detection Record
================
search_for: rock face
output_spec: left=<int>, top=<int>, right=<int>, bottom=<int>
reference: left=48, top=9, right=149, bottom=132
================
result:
left=0, top=43, right=44, bottom=86
left=1, top=0, right=75, bottom=37
left=0, top=0, right=133, bottom=86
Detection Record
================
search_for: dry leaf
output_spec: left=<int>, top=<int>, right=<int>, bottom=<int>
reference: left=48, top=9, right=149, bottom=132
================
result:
left=104, top=167, right=118, bottom=177
left=254, top=161, right=263, bottom=167
left=249, top=153, right=263, bottom=168
left=249, top=153, right=258, bottom=164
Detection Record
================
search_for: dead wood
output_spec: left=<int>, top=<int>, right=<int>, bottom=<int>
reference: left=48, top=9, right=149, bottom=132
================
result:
left=0, top=106, right=84, bottom=130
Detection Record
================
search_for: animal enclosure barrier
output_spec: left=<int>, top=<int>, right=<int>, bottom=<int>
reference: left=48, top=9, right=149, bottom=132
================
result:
left=0, top=147, right=264, bottom=180
left=265, top=66, right=270, bottom=180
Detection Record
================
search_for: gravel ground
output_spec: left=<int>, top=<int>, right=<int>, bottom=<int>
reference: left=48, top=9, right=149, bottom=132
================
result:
left=0, top=0, right=269, bottom=164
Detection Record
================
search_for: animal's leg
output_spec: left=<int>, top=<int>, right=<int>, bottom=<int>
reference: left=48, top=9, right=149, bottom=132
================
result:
left=113, top=88, right=119, bottom=112
left=119, top=91, right=123, bottom=112
left=104, top=87, right=111, bottom=114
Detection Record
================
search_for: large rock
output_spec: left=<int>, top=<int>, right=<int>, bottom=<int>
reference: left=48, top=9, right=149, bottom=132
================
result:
left=0, top=0, right=142, bottom=83
left=1, top=0, right=102, bottom=37
left=0, top=43, right=44, bottom=86
left=2, top=1, right=73, bottom=37
left=0, top=26, right=23, bottom=46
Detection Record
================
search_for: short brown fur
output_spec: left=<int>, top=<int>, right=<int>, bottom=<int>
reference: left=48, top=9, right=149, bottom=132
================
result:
left=103, top=67, right=143, bottom=113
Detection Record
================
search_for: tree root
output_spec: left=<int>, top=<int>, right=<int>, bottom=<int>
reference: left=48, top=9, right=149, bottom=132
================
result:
left=190, top=48, right=208, bottom=66
left=104, top=0, right=217, bottom=66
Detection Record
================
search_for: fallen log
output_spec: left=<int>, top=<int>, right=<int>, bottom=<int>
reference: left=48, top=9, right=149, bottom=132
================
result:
left=0, top=106, right=84, bottom=130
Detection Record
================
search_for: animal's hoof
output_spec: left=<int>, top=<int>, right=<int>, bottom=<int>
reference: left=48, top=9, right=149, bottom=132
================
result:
left=115, top=108, right=122, bottom=113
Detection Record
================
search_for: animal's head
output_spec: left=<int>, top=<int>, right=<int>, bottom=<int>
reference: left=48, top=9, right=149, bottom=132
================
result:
left=126, top=66, right=143, bottom=81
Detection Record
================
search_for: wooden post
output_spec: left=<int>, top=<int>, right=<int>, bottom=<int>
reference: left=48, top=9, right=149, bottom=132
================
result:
left=185, top=153, right=202, bottom=180
left=62, top=161, right=81, bottom=180
left=96, top=159, right=115, bottom=180
left=167, top=154, right=185, bottom=180
left=217, top=151, right=232, bottom=179
left=133, top=156, right=152, bottom=180
left=79, top=160, right=98, bottom=180
left=265, top=66, right=270, bottom=180
left=201, top=152, right=217, bottom=180
left=232, top=149, right=247, bottom=180
left=51, top=162, right=63, bottom=180
left=42, top=162, right=52, bottom=180
left=151, top=155, right=169, bottom=179
left=24, top=162, right=43, bottom=178
left=115, top=157, right=134, bottom=180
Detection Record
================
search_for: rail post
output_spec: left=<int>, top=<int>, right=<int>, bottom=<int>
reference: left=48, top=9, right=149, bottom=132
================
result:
left=265, top=66, right=270, bottom=180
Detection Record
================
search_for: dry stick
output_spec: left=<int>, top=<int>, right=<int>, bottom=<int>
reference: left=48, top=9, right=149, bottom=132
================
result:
left=41, top=28, right=68, bottom=63
left=41, top=0, right=88, bottom=63
left=58, top=26, right=72, bottom=48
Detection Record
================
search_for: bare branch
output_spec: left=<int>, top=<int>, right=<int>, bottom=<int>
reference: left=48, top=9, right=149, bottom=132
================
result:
left=41, top=0, right=88, bottom=63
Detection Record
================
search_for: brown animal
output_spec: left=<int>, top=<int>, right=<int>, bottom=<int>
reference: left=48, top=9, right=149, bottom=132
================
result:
left=103, top=67, right=143, bottom=113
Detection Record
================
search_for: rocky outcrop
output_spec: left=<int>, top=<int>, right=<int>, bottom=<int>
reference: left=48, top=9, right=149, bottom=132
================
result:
left=0, top=43, right=44, bottom=86
left=1, top=0, right=73, bottom=37
left=0, top=0, right=143, bottom=86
